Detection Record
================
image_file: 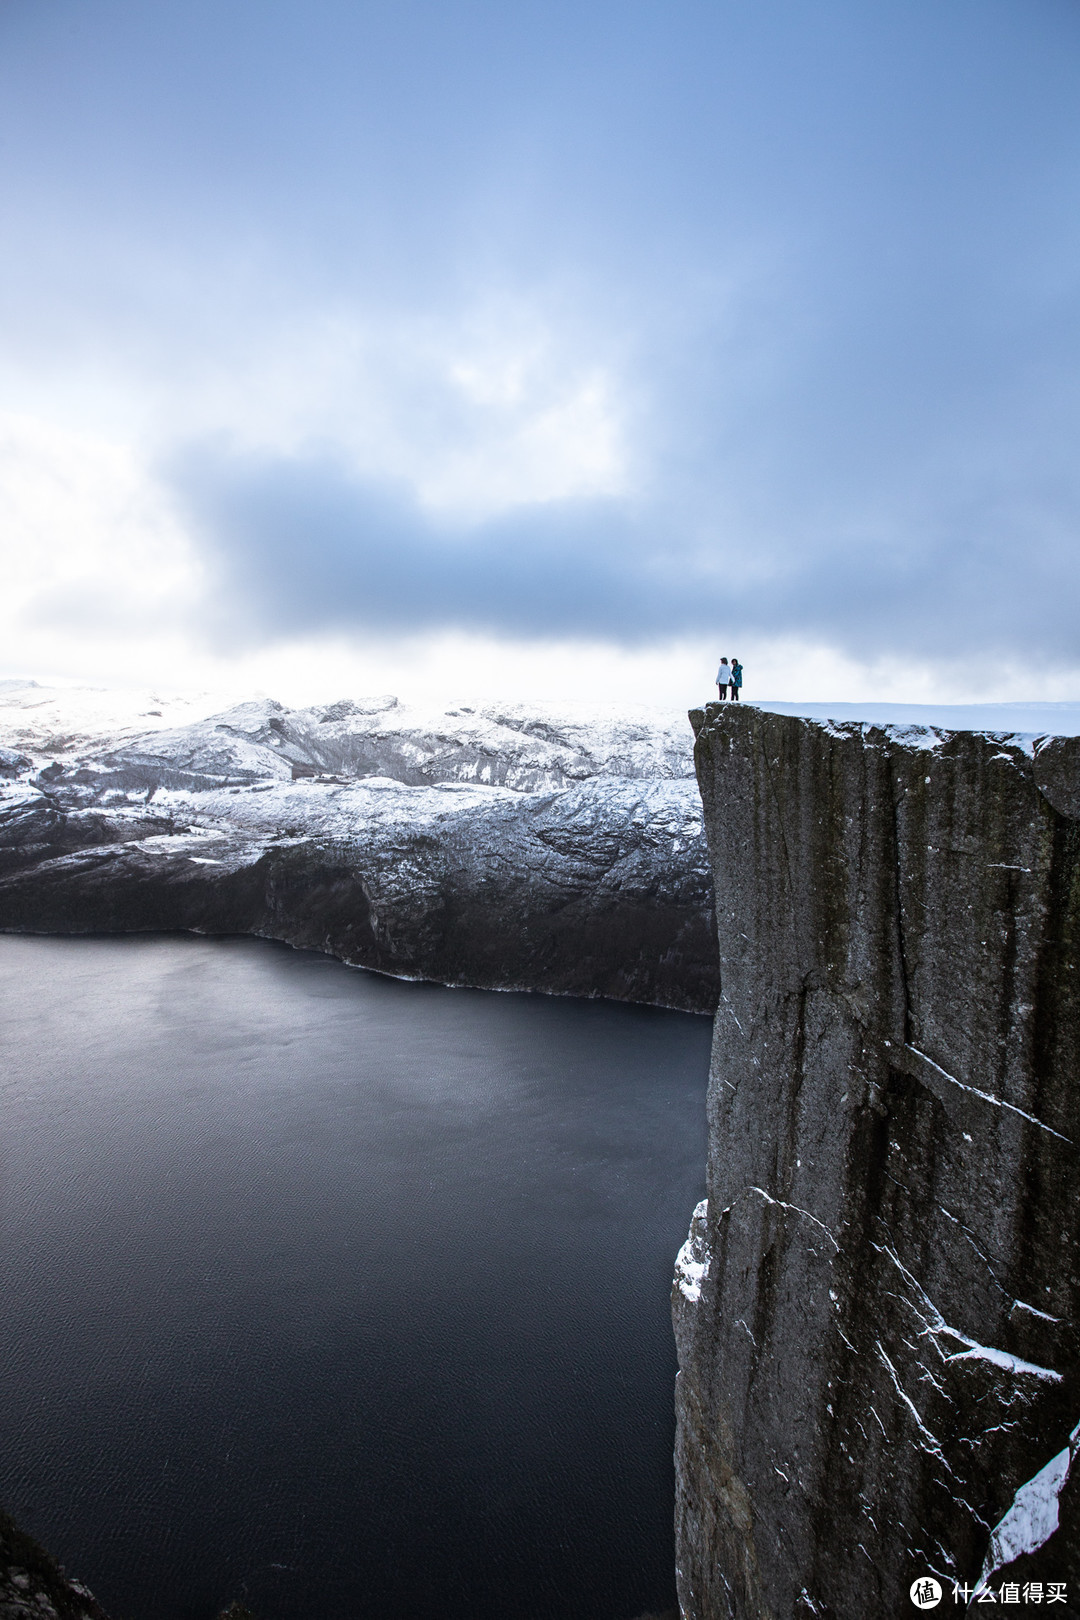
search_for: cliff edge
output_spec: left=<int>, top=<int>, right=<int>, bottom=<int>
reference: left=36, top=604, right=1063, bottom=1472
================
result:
left=674, top=704, right=1080, bottom=1616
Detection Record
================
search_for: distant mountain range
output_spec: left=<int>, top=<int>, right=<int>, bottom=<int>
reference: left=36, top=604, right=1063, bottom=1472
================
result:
left=0, top=682, right=719, bottom=1012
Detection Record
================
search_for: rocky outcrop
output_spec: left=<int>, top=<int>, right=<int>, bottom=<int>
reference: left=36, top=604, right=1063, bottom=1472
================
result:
left=0, top=687, right=718, bottom=1011
left=674, top=704, right=1080, bottom=1616
left=0, top=1508, right=111, bottom=1620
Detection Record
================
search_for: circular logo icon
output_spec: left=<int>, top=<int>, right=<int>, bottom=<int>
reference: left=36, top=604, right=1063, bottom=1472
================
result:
left=910, top=1577, right=942, bottom=1610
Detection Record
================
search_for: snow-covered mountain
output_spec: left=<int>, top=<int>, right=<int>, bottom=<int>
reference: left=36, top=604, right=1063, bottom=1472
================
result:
left=0, top=683, right=718, bottom=1010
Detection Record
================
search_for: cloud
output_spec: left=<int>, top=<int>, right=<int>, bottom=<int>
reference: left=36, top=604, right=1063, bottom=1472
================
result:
left=165, top=425, right=1080, bottom=669
left=0, top=413, right=202, bottom=631
left=4, top=0, right=1080, bottom=692
left=166, top=442, right=682, bottom=643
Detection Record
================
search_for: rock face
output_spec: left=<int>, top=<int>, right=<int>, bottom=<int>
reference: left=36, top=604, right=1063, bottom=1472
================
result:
left=0, top=686, right=718, bottom=1012
left=0, top=1507, right=111, bottom=1620
left=674, top=704, right=1080, bottom=1617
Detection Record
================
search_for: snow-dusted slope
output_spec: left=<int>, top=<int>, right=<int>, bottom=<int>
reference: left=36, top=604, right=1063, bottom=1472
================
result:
left=0, top=680, right=238, bottom=754
left=0, top=684, right=717, bottom=1010
left=0, top=685, right=695, bottom=780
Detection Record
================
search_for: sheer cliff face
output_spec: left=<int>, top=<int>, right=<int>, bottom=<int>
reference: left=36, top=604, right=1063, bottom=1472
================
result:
left=674, top=705, right=1080, bottom=1618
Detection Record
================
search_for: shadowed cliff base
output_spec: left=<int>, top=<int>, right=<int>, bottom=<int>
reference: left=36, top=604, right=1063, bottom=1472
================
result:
left=0, top=1504, right=267, bottom=1620
left=0, top=1506, right=112, bottom=1620
left=674, top=703, right=1080, bottom=1618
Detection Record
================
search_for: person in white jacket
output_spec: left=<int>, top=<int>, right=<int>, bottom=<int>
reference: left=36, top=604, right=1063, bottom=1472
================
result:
left=715, top=658, right=731, bottom=699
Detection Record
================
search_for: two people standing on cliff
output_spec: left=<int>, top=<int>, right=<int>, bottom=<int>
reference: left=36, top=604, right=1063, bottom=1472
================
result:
left=715, top=658, right=743, bottom=700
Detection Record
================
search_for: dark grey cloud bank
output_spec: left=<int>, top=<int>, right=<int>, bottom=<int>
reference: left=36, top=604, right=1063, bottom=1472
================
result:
left=169, top=446, right=675, bottom=643
left=168, top=436, right=1080, bottom=663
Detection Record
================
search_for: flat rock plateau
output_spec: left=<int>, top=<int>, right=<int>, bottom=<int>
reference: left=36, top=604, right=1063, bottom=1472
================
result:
left=674, top=703, right=1080, bottom=1617
left=0, top=682, right=718, bottom=1012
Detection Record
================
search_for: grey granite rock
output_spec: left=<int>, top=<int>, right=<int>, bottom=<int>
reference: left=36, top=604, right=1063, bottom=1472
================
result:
left=673, top=704, right=1080, bottom=1617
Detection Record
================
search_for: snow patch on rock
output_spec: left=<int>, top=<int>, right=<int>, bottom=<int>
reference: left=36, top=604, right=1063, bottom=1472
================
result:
left=980, top=1421, right=1080, bottom=1583
left=674, top=1200, right=710, bottom=1304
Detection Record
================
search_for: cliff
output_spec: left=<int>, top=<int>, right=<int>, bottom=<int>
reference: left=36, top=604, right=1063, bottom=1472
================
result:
left=673, top=704, right=1080, bottom=1616
left=0, top=1508, right=111, bottom=1620
left=0, top=1506, right=252, bottom=1620
left=0, top=686, right=718, bottom=1012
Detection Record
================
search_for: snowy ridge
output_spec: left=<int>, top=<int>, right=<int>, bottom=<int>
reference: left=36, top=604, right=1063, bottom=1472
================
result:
left=754, top=698, right=1080, bottom=739
left=0, top=683, right=696, bottom=790
left=0, top=682, right=719, bottom=1012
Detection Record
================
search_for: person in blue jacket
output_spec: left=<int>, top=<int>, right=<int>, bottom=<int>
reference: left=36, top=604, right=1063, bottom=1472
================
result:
left=730, top=659, right=743, bottom=700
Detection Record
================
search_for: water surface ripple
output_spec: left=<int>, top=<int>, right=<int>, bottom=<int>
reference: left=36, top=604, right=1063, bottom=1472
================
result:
left=0, top=934, right=709, bottom=1620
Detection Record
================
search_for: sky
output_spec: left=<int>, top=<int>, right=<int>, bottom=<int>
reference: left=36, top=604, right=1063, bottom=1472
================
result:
left=1, top=0, right=1079, bottom=708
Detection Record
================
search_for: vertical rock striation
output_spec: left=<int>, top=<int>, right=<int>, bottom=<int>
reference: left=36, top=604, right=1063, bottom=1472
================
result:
left=674, top=704, right=1080, bottom=1617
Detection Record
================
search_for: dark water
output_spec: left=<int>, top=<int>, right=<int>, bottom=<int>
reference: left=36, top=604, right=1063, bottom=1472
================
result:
left=0, top=934, right=709, bottom=1620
